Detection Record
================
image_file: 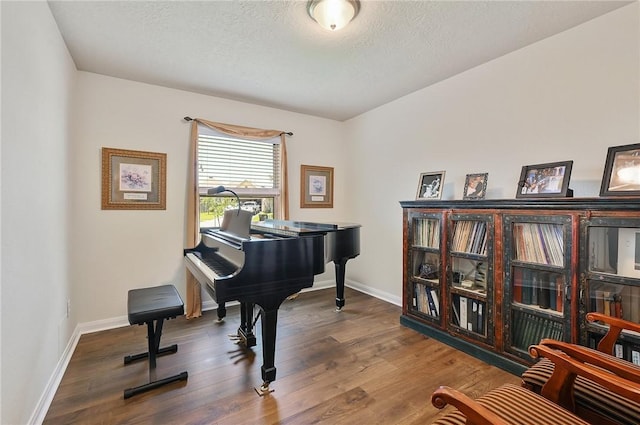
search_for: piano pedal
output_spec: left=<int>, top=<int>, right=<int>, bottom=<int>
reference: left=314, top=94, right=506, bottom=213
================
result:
left=286, top=292, right=300, bottom=301
left=254, top=382, right=274, bottom=397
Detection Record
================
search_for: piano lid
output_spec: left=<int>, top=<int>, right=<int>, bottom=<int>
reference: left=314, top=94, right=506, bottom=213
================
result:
left=252, top=219, right=360, bottom=236
left=208, top=209, right=254, bottom=246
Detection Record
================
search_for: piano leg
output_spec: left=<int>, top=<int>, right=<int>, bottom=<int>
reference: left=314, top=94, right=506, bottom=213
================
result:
left=237, top=302, right=257, bottom=348
left=216, top=303, right=226, bottom=322
left=334, top=258, right=349, bottom=311
left=255, top=306, right=278, bottom=396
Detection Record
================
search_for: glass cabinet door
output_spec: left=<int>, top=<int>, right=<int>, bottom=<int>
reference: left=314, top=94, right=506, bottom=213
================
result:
left=504, top=214, right=571, bottom=361
left=448, top=215, right=493, bottom=343
left=582, top=221, right=640, bottom=363
left=408, top=213, right=443, bottom=325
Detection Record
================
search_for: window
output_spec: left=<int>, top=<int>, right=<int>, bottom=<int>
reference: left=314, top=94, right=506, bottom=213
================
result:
left=197, top=126, right=283, bottom=228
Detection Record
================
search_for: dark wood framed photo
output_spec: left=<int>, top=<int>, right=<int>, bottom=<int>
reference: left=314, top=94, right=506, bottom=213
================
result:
left=600, top=143, right=640, bottom=197
left=101, top=147, right=167, bottom=210
left=416, top=171, right=445, bottom=200
left=515, top=160, right=573, bottom=199
left=301, top=164, right=333, bottom=208
left=463, top=173, right=488, bottom=200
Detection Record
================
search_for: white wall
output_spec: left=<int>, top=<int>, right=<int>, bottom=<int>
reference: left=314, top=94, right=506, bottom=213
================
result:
left=345, top=4, right=640, bottom=304
left=2, top=1, right=639, bottom=423
left=71, top=73, right=347, bottom=323
left=1, top=2, right=77, bottom=424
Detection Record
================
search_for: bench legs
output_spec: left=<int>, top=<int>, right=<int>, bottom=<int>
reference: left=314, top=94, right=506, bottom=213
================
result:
left=124, top=317, right=188, bottom=399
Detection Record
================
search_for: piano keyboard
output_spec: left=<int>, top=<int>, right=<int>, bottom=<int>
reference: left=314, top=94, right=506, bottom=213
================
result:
left=185, top=253, right=237, bottom=282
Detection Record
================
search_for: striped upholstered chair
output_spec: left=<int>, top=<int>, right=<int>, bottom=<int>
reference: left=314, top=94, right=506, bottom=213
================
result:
left=521, top=313, right=640, bottom=425
left=430, top=343, right=640, bottom=425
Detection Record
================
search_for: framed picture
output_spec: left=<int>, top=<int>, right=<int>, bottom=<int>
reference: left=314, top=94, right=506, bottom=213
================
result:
left=463, top=173, right=488, bottom=200
left=300, top=164, right=333, bottom=208
left=516, top=160, right=573, bottom=199
left=416, top=171, right=445, bottom=200
left=600, top=143, right=640, bottom=197
left=101, top=147, right=166, bottom=210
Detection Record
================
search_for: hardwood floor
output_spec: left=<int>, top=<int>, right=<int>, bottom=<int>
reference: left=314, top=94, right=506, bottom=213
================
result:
left=44, top=288, right=520, bottom=424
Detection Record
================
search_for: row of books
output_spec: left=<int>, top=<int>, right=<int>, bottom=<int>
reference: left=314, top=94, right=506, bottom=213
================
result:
left=590, top=284, right=640, bottom=322
left=451, top=220, right=487, bottom=255
left=413, top=218, right=440, bottom=248
left=588, top=334, right=640, bottom=365
left=451, top=294, right=486, bottom=335
left=513, top=222, right=564, bottom=266
left=512, top=268, right=564, bottom=313
left=512, top=310, right=564, bottom=351
left=413, top=283, right=439, bottom=318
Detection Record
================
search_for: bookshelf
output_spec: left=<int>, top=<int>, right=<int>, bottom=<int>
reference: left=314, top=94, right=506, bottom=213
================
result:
left=400, top=198, right=640, bottom=374
left=407, top=211, right=444, bottom=326
left=502, top=213, right=573, bottom=362
left=447, top=213, right=494, bottom=345
left=580, top=217, right=640, bottom=365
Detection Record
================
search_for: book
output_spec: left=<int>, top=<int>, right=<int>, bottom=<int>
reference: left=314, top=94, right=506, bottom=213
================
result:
left=427, top=288, right=439, bottom=317
left=460, top=296, right=468, bottom=332
left=451, top=295, right=460, bottom=326
left=512, top=268, right=523, bottom=303
left=477, top=302, right=484, bottom=335
left=470, top=300, right=478, bottom=333
left=538, top=272, right=550, bottom=309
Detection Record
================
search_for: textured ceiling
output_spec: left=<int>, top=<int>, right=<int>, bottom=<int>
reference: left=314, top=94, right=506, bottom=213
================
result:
left=47, top=0, right=632, bottom=121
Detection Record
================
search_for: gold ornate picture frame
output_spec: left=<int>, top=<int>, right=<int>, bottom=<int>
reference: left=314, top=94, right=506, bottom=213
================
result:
left=300, top=164, right=333, bottom=208
left=101, top=147, right=166, bottom=210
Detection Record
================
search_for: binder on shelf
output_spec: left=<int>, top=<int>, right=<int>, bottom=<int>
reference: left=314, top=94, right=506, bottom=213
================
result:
left=477, top=302, right=484, bottom=335
left=538, top=272, right=551, bottom=309
left=513, top=268, right=523, bottom=303
left=426, top=288, right=439, bottom=317
left=451, top=295, right=461, bottom=326
left=555, top=276, right=564, bottom=314
left=460, top=296, right=468, bottom=332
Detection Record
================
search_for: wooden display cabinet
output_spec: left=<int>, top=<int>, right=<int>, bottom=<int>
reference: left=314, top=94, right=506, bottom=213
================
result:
left=400, top=198, right=640, bottom=375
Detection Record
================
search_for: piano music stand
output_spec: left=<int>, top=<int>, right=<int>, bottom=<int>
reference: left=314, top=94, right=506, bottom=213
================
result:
left=123, top=285, right=188, bottom=399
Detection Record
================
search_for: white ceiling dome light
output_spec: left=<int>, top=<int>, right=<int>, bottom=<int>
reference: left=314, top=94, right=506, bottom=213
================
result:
left=307, top=0, right=360, bottom=31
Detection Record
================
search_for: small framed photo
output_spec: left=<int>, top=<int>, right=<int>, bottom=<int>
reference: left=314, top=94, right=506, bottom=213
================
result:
left=516, top=160, right=573, bottom=199
left=463, top=173, right=488, bottom=200
left=101, top=147, right=167, bottom=210
left=416, top=171, right=445, bottom=200
left=301, top=164, right=333, bottom=208
left=600, top=143, right=640, bottom=197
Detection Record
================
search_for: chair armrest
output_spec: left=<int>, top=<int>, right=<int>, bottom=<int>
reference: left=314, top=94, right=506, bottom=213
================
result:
left=431, top=386, right=509, bottom=425
left=529, top=343, right=640, bottom=412
left=539, top=338, right=640, bottom=383
left=586, top=312, right=640, bottom=355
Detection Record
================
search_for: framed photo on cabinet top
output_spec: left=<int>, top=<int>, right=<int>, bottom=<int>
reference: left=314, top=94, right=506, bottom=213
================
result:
left=416, top=171, right=445, bottom=200
left=600, top=143, right=640, bottom=197
left=101, top=147, right=166, bottom=210
left=463, top=173, right=488, bottom=200
left=516, top=160, right=573, bottom=199
left=301, top=164, right=333, bottom=208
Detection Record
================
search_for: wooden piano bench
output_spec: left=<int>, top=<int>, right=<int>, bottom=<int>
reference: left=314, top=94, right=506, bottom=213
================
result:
left=123, top=284, right=188, bottom=399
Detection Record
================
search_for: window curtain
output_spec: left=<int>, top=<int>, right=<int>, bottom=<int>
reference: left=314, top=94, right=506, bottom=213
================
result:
left=185, top=117, right=290, bottom=319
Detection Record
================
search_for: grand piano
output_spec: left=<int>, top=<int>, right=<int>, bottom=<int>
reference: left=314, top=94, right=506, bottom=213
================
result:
left=184, top=209, right=360, bottom=395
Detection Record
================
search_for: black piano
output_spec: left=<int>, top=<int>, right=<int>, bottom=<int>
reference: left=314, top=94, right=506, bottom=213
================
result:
left=251, top=219, right=361, bottom=311
left=184, top=210, right=360, bottom=395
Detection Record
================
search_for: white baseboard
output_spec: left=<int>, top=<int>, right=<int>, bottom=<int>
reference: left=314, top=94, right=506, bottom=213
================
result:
left=28, top=324, right=81, bottom=425
left=28, top=280, right=398, bottom=424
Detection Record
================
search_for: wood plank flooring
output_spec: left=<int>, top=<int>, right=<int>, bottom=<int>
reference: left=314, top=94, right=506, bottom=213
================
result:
left=44, top=288, right=520, bottom=424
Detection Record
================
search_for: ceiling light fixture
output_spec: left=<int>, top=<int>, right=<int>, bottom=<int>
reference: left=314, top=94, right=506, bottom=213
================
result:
left=307, top=0, right=360, bottom=31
